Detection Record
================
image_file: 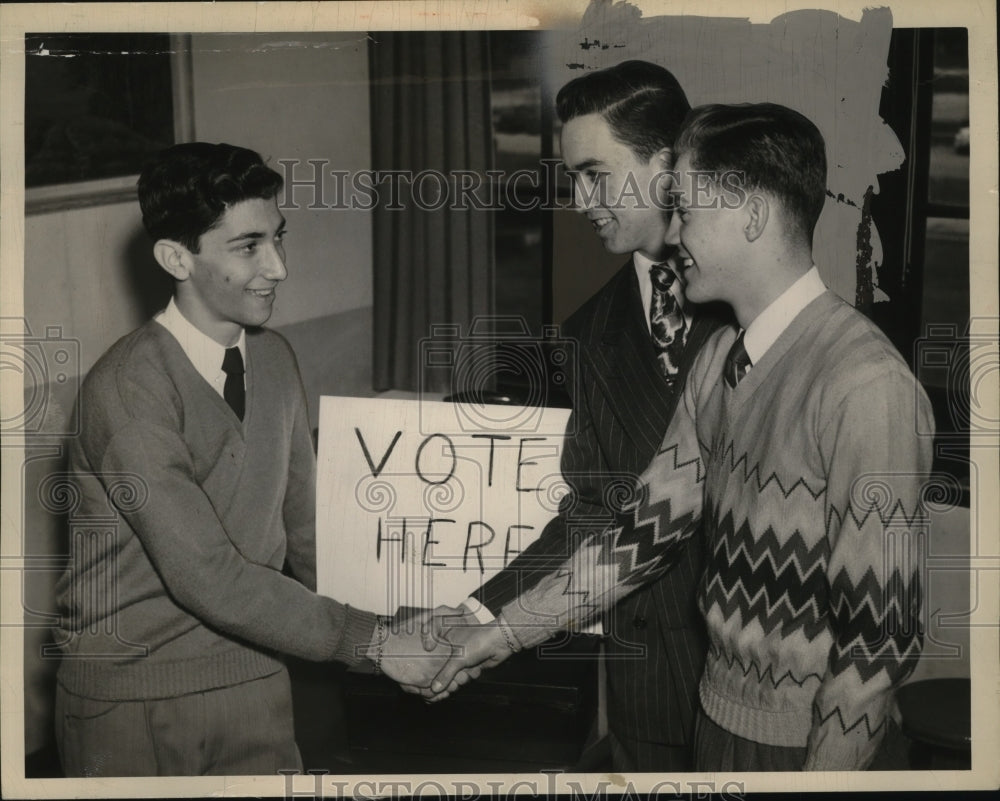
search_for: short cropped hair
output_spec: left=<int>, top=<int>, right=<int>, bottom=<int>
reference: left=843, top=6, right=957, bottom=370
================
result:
left=674, top=103, right=828, bottom=240
left=138, top=142, right=283, bottom=252
left=556, top=60, right=691, bottom=161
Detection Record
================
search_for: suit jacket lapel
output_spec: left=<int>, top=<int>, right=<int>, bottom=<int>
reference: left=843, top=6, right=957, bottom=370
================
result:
left=591, top=262, right=673, bottom=464
left=587, top=268, right=733, bottom=466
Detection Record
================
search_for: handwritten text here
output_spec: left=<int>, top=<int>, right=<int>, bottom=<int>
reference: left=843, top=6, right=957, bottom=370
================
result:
left=316, top=396, right=573, bottom=615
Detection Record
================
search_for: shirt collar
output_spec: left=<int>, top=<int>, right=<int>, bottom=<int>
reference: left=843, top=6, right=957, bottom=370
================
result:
left=155, top=297, right=246, bottom=390
left=742, top=266, right=826, bottom=366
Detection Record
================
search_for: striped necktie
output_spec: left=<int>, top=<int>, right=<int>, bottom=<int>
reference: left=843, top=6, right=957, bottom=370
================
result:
left=649, top=262, right=687, bottom=380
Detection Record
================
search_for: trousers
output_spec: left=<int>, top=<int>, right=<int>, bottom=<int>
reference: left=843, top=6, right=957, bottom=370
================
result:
left=55, top=668, right=302, bottom=777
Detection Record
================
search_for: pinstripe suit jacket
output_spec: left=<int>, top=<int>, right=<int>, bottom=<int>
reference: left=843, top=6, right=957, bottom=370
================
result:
left=475, top=261, right=727, bottom=748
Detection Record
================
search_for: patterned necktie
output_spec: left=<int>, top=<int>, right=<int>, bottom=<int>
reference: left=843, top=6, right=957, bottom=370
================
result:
left=649, top=263, right=687, bottom=380
left=724, top=331, right=752, bottom=388
left=222, top=347, right=245, bottom=421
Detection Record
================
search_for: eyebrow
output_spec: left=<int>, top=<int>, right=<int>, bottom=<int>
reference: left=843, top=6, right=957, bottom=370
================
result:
left=564, top=157, right=604, bottom=173
left=226, top=218, right=286, bottom=244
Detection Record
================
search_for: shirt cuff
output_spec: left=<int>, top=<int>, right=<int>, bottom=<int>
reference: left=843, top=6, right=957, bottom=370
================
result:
left=461, top=597, right=495, bottom=624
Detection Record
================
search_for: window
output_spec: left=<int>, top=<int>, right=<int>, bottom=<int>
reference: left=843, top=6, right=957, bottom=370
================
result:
left=489, top=32, right=549, bottom=334
left=873, top=28, right=971, bottom=504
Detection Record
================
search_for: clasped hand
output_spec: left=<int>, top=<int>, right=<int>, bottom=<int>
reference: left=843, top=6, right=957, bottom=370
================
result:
left=373, top=606, right=514, bottom=701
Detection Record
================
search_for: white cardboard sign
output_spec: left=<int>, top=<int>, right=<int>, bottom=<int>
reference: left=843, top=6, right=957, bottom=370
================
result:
left=316, top=396, right=573, bottom=615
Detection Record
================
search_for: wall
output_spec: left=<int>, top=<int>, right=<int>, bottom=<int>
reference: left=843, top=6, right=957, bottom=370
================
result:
left=25, top=201, right=161, bottom=376
left=189, top=32, right=373, bottom=331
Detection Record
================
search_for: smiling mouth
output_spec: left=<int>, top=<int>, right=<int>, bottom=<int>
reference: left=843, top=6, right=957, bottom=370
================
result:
left=247, top=288, right=275, bottom=298
left=590, top=217, right=614, bottom=231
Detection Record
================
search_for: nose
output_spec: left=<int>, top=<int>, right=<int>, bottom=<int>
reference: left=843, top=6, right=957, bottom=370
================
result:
left=571, top=175, right=595, bottom=213
left=263, top=243, right=288, bottom=281
left=664, top=211, right=681, bottom=246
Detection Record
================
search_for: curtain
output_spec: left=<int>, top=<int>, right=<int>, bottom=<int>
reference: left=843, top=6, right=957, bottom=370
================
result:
left=370, top=32, right=495, bottom=392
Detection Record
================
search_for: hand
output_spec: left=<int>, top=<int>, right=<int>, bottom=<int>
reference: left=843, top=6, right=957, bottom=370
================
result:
left=371, top=614, right=448, bottom=692
left=372, top=612, right=483, bottom=699
left=419, top=604, right=478, bottom=652
left=425, top=621, right=513, bottom=701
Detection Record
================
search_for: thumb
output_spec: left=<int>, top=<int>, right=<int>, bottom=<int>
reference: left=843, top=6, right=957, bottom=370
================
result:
left=420, top=615, right=441, bottom=652
left=430, top=652, right=467, bottom=695
left=421, top=605, right=465, bottom=652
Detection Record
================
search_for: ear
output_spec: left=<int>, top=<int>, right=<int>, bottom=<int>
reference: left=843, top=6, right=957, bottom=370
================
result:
left=743, top=194, right=769, bottom=242
left=152, top=239, right=192, bottom=281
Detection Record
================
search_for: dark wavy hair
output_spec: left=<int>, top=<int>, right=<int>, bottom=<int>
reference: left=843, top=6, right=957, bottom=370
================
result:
left=138, top=142, right=283, bottom=252
left=674, top=103, right=828, bottom=240
left=556, top=60, right=691, bottom=161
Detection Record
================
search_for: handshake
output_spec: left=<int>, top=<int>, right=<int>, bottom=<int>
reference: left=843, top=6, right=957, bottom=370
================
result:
left=366, top=605, right=526, bottom=702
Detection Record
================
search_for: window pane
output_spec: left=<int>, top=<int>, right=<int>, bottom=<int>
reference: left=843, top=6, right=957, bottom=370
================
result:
left=490, top=32, right=544, bottom=177
left=495, top=203, right=544, bottom=333
left=928, top=29, right=969, bottom=208
left=916, top=216, right=970, bottom=492
left=490, top=32, right=546, bottom=334
left=921, top=216, right=970, bottom=377
left=25, top=33, right=175, bottom=187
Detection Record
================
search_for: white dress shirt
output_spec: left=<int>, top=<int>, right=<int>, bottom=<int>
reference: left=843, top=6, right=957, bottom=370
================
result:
left=741, top=266, right=827, bottom=370
left=155, top=297, right=246, bottom=397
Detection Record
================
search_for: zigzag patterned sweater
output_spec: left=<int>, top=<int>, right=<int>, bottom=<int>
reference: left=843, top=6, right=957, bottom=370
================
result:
left=504, top=291, right=934, bottom=770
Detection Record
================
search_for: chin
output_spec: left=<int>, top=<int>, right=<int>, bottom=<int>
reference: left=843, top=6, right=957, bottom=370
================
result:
left=243, top=312, right=274, bottom=329
left=600, top=239, right=630, bottom=256
left=681, top=280, right=702, bottom=303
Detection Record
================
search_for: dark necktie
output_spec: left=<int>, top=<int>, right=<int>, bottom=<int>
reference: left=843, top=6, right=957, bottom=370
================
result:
left=649, top=263, right=687, bottom=380
left=222, top=347, right=245, bottom=421
left=724, top=331, right=752, bottom=388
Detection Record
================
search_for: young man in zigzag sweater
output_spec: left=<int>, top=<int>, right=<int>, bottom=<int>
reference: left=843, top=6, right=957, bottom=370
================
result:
left=426, top=103, right=934, bottom=771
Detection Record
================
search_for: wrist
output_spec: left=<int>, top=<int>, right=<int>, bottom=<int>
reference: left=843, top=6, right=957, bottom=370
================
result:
left=460, top=597, right=496, bottom=624
left=495, top=612, right=523, bottom=653
left=369, top=615, right=387, bottom=675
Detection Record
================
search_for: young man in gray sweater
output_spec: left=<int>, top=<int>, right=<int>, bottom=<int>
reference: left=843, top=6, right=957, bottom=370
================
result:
left=53, top=142, right=443, bottom=776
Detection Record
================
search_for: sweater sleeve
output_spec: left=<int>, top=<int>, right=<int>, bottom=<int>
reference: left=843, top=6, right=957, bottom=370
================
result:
left=499, top=348, right=710, bottom=647
left=473, top=373, right=617, bottom=615
left=804, top=369, right=934, bottom=770
left=95, top=381, right=376, bottom=667
left=282, top=357, right=319, bottom=592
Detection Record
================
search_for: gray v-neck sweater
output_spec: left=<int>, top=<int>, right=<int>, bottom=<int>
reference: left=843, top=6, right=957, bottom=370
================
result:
left=55, top=321, right=375, bottom=700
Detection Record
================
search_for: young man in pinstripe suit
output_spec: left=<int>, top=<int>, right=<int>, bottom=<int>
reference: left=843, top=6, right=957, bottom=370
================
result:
left=435, top=61, right=729, bottom=771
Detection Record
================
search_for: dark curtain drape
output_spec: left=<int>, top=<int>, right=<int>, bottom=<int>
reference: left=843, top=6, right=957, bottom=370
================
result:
left=370, top=32, right=495, bottom=392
